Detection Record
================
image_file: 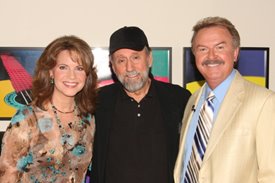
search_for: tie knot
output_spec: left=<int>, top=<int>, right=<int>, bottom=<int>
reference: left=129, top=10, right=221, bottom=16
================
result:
left=207, top=92, right=215, bottom=102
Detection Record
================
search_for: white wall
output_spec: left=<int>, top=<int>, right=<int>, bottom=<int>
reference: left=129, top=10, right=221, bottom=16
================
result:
left=0, top=0, right=274, bottom=91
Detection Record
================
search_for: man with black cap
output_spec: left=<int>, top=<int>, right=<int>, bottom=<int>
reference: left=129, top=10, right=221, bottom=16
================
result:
left=90, top=26, right=191, bottom=183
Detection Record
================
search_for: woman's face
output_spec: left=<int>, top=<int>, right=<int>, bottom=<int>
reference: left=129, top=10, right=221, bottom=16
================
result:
left=50, top=50, right=87, bottom=99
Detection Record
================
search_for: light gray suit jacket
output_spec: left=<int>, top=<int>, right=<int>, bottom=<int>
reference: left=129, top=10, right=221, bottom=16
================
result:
left=174, top=71, right=275, bottom=183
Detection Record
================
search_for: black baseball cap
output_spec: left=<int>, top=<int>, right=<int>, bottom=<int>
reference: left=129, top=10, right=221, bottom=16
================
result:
left=109, top=26, right=149, bottom=55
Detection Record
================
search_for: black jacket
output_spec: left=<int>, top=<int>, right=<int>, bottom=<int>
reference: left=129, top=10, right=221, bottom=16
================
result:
left=90, top=79, right=191, bottom=183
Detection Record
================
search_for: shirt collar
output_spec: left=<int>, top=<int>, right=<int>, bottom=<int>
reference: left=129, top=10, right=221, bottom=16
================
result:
left=205, top=69, right=236, bottom=103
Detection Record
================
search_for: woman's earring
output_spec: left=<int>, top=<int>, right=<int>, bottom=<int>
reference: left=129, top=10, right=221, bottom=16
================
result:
left=50, top=77, right=54, bottom=84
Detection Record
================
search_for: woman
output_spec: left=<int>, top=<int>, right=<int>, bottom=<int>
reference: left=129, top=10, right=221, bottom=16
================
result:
left=0, top=35, right=97, bottom=182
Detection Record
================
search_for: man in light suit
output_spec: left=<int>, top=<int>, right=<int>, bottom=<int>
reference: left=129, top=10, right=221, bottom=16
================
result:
left=174, top=16, right=275, bottom=183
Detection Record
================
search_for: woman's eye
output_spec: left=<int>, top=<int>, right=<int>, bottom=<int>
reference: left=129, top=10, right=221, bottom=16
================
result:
left=76, top=66, right=84, bottom=71
left=59, top=65, right=67, bottom=70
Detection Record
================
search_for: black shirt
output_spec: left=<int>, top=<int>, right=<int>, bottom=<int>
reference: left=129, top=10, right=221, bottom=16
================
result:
left=105, top=84, right=168, bottom=183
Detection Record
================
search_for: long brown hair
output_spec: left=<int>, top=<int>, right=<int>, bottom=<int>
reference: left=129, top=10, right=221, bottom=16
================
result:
left=31, top=35, right=98, bottom=116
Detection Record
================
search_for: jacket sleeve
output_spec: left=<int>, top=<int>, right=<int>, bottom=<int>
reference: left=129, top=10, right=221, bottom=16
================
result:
left=256, top=92, right=275, bottom=182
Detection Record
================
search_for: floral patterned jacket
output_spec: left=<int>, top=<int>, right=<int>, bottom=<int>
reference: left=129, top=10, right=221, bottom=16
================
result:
left=0, top=105, right=95, bottom=183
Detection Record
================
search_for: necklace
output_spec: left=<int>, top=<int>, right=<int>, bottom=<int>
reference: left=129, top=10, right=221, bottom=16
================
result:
left=51, top=104, right=76, bottom=114
left=50, top=102, right=88, bottom=172
left=51, top=102, right=83, bottom=147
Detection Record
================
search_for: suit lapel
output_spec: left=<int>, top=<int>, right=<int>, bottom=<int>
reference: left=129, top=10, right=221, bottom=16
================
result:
left=203, top=72, right=245, bottom=161
left=181, top=88, right=203, bottom=144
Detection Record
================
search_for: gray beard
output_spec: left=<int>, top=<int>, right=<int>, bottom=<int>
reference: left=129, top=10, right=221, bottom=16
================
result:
left=117, top=69, right=149, bottom=93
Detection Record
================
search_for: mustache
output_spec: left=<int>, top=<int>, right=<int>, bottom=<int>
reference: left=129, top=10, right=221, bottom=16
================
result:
left=202, top=59, right=224, bottom=66
left=125, top=70, right=139, bottom=77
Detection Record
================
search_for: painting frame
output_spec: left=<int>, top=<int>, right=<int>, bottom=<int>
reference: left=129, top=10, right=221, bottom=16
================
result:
left=183, top=47, right=269, bottom=93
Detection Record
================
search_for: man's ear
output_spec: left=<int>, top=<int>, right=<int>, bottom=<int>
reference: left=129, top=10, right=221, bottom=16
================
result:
left=234, top=47, right=240, bottom=62
left=148, top=52, right=153, bottom=67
